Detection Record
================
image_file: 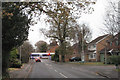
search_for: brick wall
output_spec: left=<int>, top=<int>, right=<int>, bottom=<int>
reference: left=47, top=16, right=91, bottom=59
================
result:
left=96, top=35, right=112, bottom=61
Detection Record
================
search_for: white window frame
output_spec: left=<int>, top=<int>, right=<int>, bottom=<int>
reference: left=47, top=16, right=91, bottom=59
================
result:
left=89, top=53, right=96, bottom=59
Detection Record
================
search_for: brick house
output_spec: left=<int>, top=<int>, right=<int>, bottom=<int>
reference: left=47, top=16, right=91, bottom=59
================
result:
left=99, top=33, right=120, bottom=62
left=86, top=34, right=112, bottom=62
left=47, top=41, right=58, bottom=53
left=59, top=43, right=82, bottom=62
left=72, top=43, right=81, bottom=57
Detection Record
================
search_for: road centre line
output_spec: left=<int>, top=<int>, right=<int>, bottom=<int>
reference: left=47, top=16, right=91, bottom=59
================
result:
left=59, top=73, right=68, bottom=78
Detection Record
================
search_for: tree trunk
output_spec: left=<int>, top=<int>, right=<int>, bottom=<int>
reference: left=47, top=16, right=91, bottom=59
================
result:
left=2, top=50, right=10, bottom=79
left=60, top=41, right=66, bottom=62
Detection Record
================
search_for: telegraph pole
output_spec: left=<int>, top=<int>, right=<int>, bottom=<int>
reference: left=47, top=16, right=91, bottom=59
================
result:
left=81, top=26, right=85, bottom=61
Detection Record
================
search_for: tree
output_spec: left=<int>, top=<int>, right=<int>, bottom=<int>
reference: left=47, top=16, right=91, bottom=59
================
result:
left=2, top=2, right=33, bottom=78
left=41, top=2, right=77, bottom=61
left=103, top=0, right=120, bottom=35
left=40, top=1, right=95, bottom=62
left=35, top=40, right=48, bottom=52
left=74, top=24, right=92, bottom=54
left=18, top=41, right=34, bottom=63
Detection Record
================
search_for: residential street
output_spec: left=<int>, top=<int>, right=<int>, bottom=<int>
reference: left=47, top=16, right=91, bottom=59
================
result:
left=28, top=59, right=105, bottom=78
left=9, top=59, right=119, bottom=79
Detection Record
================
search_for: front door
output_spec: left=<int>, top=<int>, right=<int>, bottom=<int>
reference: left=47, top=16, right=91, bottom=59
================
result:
left=100, top=54, right=104, bottom=62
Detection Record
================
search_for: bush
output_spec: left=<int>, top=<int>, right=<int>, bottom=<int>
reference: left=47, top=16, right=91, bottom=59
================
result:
left=107, top=55, right=120, bottom=64
left=9, top=59, right=22, bottom=68
left=9, top=48, right=22, bottom=68
left=51, top=54, right=55, bottom=61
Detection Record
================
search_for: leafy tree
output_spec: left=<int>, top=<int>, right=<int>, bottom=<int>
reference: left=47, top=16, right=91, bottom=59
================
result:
left=2, top=2, right=40, bottom=78
left=35, top=40, right=48, bottom=52
left=2, top=2, right=31, bottom=78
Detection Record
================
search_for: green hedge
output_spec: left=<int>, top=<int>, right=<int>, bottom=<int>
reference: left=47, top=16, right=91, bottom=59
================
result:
left=107, top=55, right=120, bottom=64
left=51, top=54, right=55, bottom=61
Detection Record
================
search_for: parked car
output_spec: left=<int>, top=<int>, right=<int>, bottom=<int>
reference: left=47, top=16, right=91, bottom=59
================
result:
left=35, top=57, right=41, bottom=62
left=69, top=57, right=81, bottom=62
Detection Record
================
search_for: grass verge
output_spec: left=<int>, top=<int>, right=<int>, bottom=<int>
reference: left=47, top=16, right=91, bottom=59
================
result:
left=69, top=62, right=114, bottom=66
left=8, top=68, right=21, bottom=71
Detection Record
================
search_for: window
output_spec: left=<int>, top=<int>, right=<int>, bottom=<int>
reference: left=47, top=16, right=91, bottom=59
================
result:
left=89, top=53, right=96, bottom=59
left=115, top=41, right=118, bottom=46
left=110, top=42, right=112, bottom=46
left=93, top=44, right=96, bottom=48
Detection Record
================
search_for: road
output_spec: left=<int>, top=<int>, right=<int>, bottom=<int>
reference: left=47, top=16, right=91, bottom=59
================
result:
left=28, top=59, right=104, bottom=78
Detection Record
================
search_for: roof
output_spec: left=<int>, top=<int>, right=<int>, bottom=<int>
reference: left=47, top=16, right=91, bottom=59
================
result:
left=99, top=48, right=120, bottom=54
left=105, top=32, right=120, bottom=42
left=89, top=34, right=108, bottom=44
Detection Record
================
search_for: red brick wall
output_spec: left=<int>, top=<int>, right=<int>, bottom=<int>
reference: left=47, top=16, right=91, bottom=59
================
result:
left=96, top=35, right=112, bottom=61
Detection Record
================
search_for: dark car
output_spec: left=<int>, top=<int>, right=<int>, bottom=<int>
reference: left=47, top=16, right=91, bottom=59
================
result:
left=69, top=57, right=81, bottom=62
left=35, top=57, right=41, bottom=62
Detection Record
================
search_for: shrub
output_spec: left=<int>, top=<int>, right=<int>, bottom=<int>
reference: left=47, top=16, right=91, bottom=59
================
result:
left=9, top=59, right=22, bottom=68
left=51, top=54, right=55, bottom=61
left=9, top=48, right=22, bottom=68
left=107, top=55, right=120, bottom=64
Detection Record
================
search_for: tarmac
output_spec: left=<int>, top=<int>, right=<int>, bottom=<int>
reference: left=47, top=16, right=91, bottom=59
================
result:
left=9, top=60, right=120, bottom=79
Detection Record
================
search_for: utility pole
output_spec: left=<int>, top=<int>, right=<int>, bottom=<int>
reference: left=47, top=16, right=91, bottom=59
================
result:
left=81, top=26, right=85, bottom=62
left=105, top=45, right=107, bottom=64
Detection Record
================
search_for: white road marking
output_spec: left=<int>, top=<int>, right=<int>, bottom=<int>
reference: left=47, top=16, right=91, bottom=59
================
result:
left=59, top=73, right=68, bottom=78
left=54, top=70, right=58, bottom=72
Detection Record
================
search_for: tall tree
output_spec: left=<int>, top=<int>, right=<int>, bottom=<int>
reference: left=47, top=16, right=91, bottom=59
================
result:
left=73, top=24, right=92, bottom=54
left=40, top=1, right=96, bottom=61
left=18, top=41, right=34, bottom=63
left=35, top=40, right=48, bottom=52
left=2, top=2, right=32, bottom=78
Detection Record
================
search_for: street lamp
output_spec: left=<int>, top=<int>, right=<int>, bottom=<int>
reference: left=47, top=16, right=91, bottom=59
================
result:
left=20, top=45, right=22, bottom=64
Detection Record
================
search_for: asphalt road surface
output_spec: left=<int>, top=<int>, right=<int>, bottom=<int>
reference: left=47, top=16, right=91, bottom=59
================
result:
left=28, top=59, right=105, bottom=78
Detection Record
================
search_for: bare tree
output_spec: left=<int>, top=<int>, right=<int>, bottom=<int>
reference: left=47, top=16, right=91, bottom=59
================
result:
left=18, top=41, right=34, bottom=63
left=103, top=0, right=120, bottom=35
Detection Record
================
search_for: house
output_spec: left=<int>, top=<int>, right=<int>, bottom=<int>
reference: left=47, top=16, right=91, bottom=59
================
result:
left=72, top=43, right=81, bottom=57
left=86, top=34, right=112, bottom=62
left=99, top=33, right=120, bottom=62
left=47, top=40, right=58, bottom=53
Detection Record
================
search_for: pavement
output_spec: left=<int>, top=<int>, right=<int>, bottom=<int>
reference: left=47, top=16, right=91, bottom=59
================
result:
left=9, top=59, right=119, bottom=79
left=9, top=59, right=34, bottom=78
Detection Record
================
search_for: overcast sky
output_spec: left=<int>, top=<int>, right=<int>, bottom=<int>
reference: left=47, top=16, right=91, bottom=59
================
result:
left=28, top=0, right=116, bottom=47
